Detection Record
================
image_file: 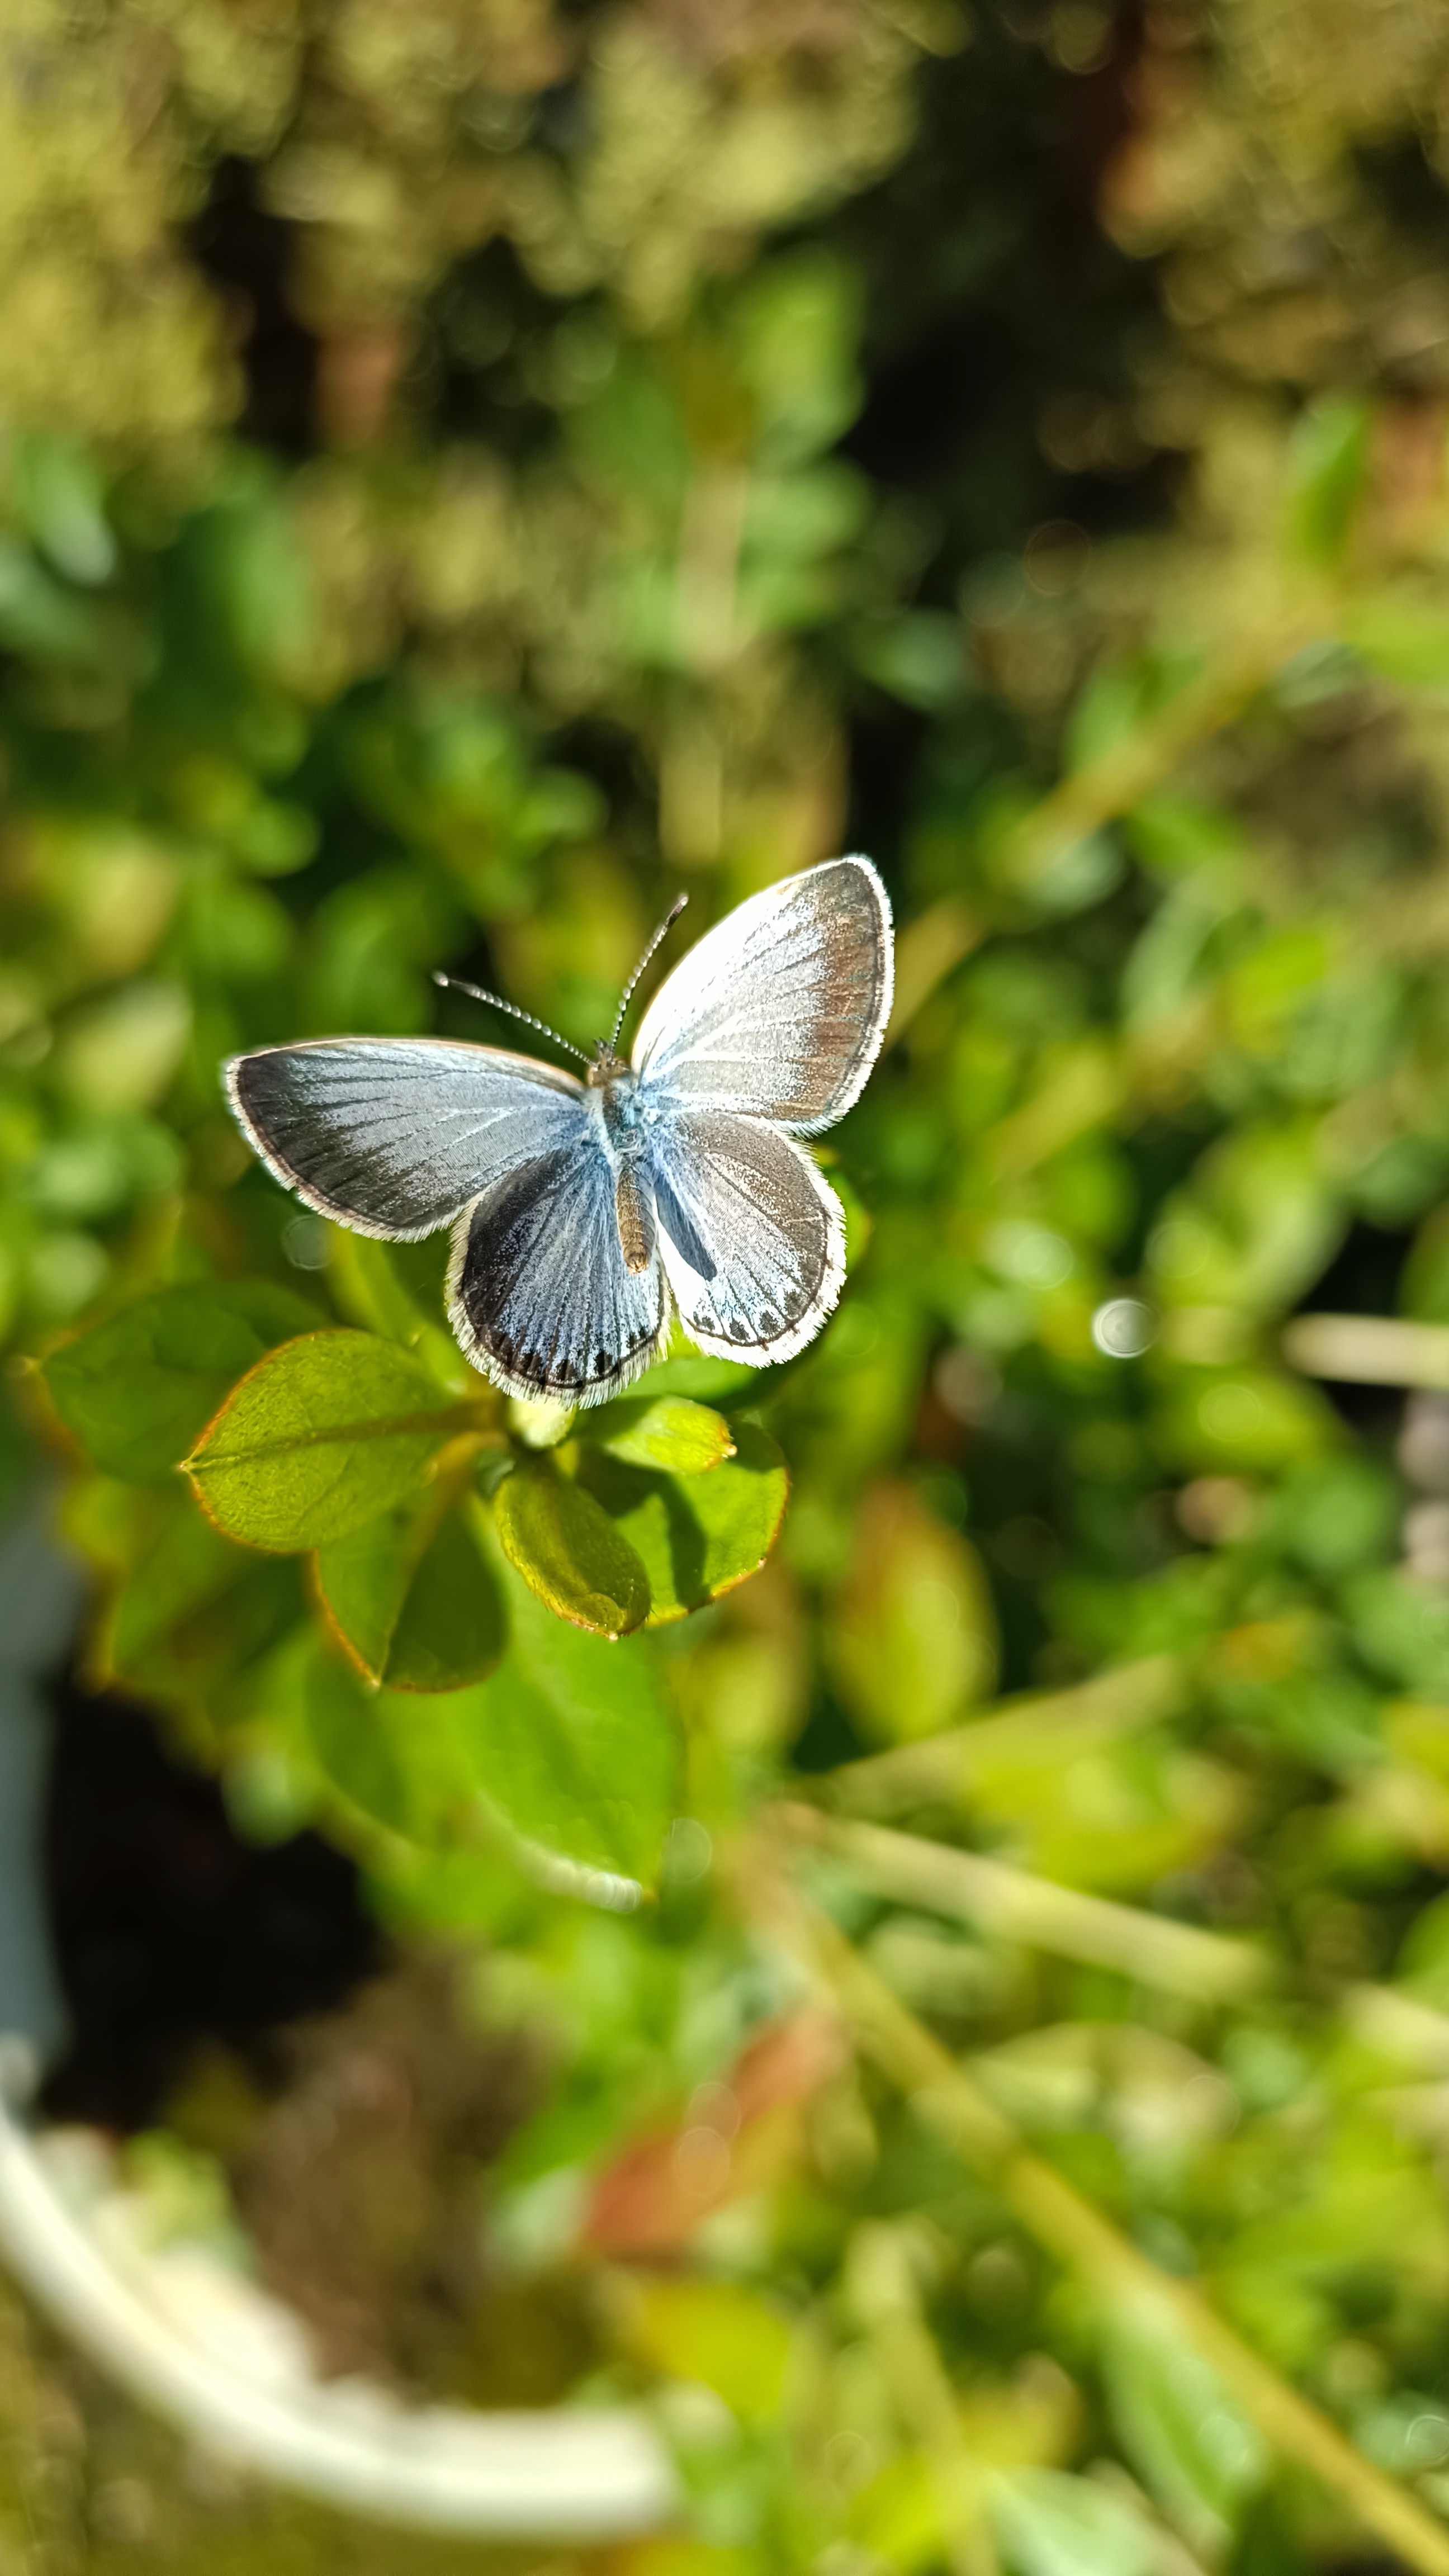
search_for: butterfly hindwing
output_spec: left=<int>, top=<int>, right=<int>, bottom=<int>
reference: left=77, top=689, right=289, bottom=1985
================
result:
left=647, top=1110, right=845, bottom=1366
left=224, top=1038, right=584, bottom=1240
left=631, top=854, right=892, bottom=1134
left=224, top=856, right=894, bottom=1399
left=448, top=1138, right=667, bottom=1404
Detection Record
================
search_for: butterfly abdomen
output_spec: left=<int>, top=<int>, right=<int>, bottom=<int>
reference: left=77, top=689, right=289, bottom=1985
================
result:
left=614, top=1167, right=654, bottom=1275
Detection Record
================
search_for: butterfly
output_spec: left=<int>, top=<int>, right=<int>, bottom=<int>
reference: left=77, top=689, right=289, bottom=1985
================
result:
left=225, top=854, right=894, bottom=1407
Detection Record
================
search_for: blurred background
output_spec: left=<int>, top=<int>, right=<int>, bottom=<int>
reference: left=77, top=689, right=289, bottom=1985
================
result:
left=17, top=0, right=1449, bottom=2568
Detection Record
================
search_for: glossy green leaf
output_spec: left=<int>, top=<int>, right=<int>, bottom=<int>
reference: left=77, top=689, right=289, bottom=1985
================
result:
left=44, top=1281, right=321, bottom=1483
left=186, top=1330, right=466, bottom=1550
left=453, top=1545, right=677, bottom=1887
left=577, top=1422, right=788, bottom=1625
left=494, top=1461, right=649, bottom=1637
left=316, top=1490, right=504, bottom=1690
left=583, top=1393, right=735, bottom=1475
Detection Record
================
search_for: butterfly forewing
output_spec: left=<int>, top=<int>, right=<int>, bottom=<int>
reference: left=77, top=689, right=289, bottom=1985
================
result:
left=448, top=1143, right=667, bottom=1403
left=631, top=854, right=892, bottom=1134
left=648, top=1111, right=845, bottom=1365
left=224, top=855, right=894, bottom=1403
left=226, top=1039, right=585, bottom=1242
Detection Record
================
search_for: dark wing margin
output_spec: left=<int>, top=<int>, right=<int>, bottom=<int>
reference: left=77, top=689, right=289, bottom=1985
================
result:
left=631, top=854, right=893, bottom=1135
left=447, top=1143, right=668, bottom=1406
left=224, top=1038, right=585, bottom=1242
left=648, top=1110, right=845, bottom=1368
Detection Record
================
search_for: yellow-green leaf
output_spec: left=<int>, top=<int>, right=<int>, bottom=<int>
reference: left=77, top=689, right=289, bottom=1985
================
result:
left=494, top=1462, right=649, bottom=1637
left=186, top=1330, right=465, bottom=1551
left=578, top=1423, right=788, bottom=1625
left=584, top=1394, right=735, bottom=1475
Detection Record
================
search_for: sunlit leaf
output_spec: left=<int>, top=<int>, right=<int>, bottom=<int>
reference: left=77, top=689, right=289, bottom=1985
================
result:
left=495, top=1461, right=650, bottom=1637
left=186, top=1329, right=466, bottom=1550
left=584, top=1393, right=735, bottom=1475
left=44, top=1281, right=321, bottom=1483
left=577, top=1424, right=789, bottom=1625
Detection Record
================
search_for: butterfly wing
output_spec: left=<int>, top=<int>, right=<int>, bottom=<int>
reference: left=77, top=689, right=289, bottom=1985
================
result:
left=647, top=1110, right=844, bottom=1366
left=631, top=854, right=892, bottom=1134
left=448, top=1138, right=667, bottom=1404
left=225, top=1038, right=585, bottom=1240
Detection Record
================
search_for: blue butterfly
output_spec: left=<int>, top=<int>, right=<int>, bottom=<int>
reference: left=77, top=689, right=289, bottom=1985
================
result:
left=225, top=855, right=894, bottom=1405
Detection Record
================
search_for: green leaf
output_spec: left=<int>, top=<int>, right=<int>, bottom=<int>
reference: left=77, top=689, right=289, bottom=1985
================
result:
left=100, top=1488, right=300, bottom=1698
left=633, top=1351, right=759, bottom=1401
left=454, top=1545, right=678, bottom=1887
left=44, top=1282, right=321, bottom=1483
left=279, top=1631, right=476, bottom=1843
left=185, top=1330, right=467, bottom=1551
left=494, top=1462, right=650, bottom=1637
left=583, top=1394, right=735, bottom=1475
left=577, top=1423, right=788, bottom=1625
left=327, top=1231, right=472, bottom=1391
left=316, top=1491, right=504, bottom=1690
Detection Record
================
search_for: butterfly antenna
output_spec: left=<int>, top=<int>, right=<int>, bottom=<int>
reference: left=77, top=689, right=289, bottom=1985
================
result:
left=609, top=894, right=688, bottom=1049
left=432, top=973, right=592, bottom=1068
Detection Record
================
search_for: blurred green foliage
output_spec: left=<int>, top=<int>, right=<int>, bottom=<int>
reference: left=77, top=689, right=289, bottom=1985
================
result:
left=21, top=0, right=1449, bottom=2570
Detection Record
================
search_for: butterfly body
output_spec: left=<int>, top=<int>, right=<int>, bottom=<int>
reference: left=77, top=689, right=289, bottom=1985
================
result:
left=226, top=855, right=893, bottom=1405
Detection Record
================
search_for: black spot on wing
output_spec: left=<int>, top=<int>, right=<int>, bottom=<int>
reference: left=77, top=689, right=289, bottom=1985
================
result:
left=452, top=1146, right=664, bottom=1401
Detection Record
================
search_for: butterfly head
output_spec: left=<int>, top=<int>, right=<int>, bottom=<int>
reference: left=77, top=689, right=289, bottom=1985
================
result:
left=586, top=1040, right=631, bottom=1088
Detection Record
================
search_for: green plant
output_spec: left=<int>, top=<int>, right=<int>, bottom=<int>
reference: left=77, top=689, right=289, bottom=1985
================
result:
left=19, top=4, right=1449, bottom=2573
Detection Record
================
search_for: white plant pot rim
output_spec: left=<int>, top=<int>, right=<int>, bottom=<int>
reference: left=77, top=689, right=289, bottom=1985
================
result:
left=0, top=1500, right=676, bottom=2540
left=0, top=2077, right=675, bottom=2535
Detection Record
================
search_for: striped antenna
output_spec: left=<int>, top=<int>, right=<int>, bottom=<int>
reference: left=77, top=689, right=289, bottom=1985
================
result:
left=610, top=894, right=689, bottom=1049
left=432, top=973, right=591, bottom=1067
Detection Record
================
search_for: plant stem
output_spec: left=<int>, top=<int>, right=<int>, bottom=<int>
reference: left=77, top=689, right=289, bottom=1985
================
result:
left=786, top=1806, right=1273, bottom=2005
